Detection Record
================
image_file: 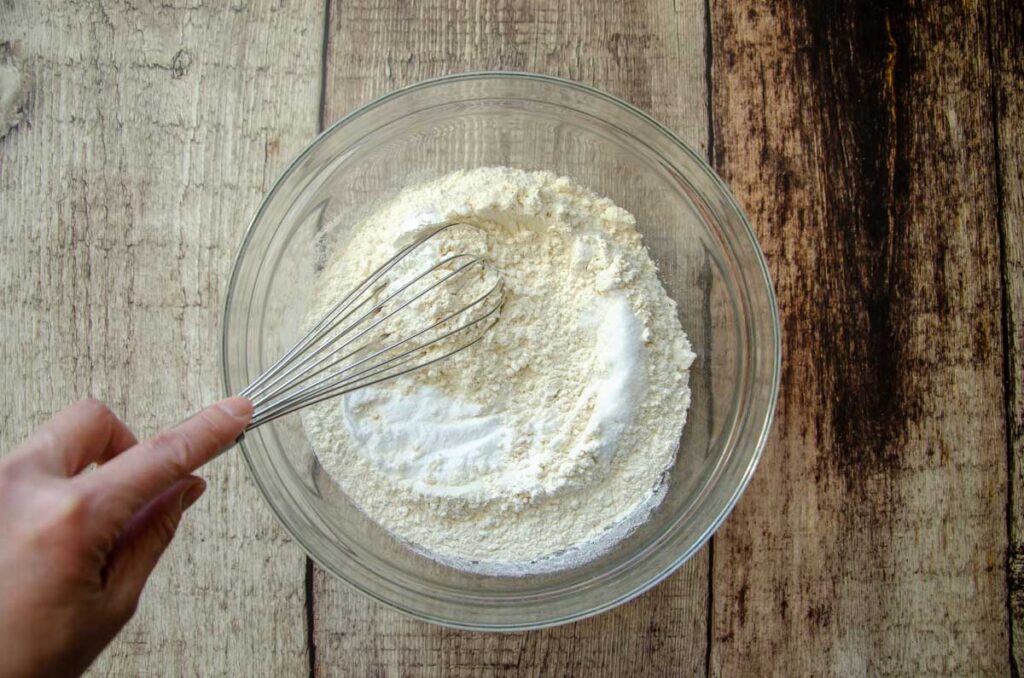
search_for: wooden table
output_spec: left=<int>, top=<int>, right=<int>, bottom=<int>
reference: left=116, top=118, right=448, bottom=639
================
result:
left=1, top=1, right=1020, bottom=675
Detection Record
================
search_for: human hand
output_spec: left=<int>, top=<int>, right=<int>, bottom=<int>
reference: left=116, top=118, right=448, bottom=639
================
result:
left=0, top=397, right=252, bottom=677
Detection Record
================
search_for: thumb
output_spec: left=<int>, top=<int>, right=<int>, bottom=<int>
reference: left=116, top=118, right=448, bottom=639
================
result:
left=105, top=475, right=207, bottom=614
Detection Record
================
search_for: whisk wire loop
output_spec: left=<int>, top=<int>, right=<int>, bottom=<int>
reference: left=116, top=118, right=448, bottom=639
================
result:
left=240, top=223, right=503, bottom=430
left=241, top=222, right=457, bottom=397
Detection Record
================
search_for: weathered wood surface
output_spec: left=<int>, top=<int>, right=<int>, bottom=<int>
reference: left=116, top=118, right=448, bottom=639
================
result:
left=313, top=1, right=713, bottom=676
left=995, top=0, right=1024, bottom=671
left=0, top=1, right=321, bottom=675
left=1, top=0, right=1020, bottom=675
left=708, top=1, right=1010, bottom=675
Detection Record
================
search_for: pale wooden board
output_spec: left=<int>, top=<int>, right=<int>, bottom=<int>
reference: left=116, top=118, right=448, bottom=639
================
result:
left=0, top=1, right=322, bottom=675
left=313, top=0, right=712, bottom=675
left=708, top=2, right=1009, bottom=675
left=2, top=0, right=1017, bottom=674
left=995, top=0, right=1024, bottom=671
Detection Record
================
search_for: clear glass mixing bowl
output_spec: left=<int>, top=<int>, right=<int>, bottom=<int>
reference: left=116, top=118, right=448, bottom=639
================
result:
left=222, top=73, right=780, bottom=630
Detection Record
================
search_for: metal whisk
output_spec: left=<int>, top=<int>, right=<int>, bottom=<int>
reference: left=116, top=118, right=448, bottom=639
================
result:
left=240, top=223, right=504, bottom=430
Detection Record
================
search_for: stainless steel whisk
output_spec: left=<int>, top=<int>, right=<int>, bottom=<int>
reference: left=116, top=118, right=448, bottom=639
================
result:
left=239, top=223, right=504, bottom=430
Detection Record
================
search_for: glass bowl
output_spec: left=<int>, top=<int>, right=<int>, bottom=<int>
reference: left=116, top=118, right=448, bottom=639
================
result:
left=221, top=72, right=780, bottom=630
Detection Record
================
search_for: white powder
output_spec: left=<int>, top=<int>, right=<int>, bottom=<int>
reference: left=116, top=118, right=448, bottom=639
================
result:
left=302, top=167, right=695, bottom=572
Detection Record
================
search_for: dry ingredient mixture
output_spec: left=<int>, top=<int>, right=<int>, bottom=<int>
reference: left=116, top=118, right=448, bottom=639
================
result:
left=302, top=167, right=695, bottom=573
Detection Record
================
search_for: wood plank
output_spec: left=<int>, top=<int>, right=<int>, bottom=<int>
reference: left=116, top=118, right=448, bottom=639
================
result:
left=0, top=2, right=322, bottom=674
left=315, top=1, right=711, bottom=675
left=708, top=2, right=1008, bottom=674
left=994, top=0, right=1024, bottom=672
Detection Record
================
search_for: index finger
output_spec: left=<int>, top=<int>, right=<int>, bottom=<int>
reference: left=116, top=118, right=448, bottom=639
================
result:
left=6, top=399, right=138, bottom=477
left=81, top=397, right=252, bottom=523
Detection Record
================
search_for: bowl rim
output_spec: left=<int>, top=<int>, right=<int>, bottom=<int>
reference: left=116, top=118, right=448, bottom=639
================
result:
left=222, top=70, right=782, bottom=631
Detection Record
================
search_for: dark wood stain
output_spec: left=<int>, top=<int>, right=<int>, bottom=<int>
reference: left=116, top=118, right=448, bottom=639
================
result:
left=991, top=0, right=1024, bottom=672
left=710, top=0, right=1010, bottom=673
left=800, top=0, right=917, bottom=487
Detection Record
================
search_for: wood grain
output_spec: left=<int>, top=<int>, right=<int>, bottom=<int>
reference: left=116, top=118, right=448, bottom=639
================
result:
left=0, top=1, right=322, bottom=674
left=1, top=0, right=1018, bottom=674
left=315, top=1, right=712, bottom=675
left=708, top=1, right=1009, bottom=675
left=994, top=0, right=1024, bottom=672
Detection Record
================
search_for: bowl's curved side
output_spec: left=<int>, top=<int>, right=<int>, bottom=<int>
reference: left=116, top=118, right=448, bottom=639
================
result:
left=221, top=72, right=781, bottom=630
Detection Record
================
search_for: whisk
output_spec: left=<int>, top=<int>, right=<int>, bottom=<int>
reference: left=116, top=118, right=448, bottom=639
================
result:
left=238, top=223, right=504, bottom=430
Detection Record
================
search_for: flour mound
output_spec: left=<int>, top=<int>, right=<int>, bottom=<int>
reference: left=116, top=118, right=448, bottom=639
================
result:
left=303, top=167, right=695, bottom=570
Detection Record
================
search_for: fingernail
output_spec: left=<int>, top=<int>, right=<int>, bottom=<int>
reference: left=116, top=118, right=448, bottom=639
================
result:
left=217, top=396, right=254, bottom=422
left=181, top=478, right=207, bottom=511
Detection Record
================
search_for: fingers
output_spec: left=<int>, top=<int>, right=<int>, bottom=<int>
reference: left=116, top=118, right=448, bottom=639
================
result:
left=80, top=397, right=251, bottom=526
left=104, top=475, right=206, bottom=613
left=6, top=399, right=138, bottom=477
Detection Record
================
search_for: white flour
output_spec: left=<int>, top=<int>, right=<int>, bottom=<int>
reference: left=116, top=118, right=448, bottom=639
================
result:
left=302, top=167, right=695, bottom=572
